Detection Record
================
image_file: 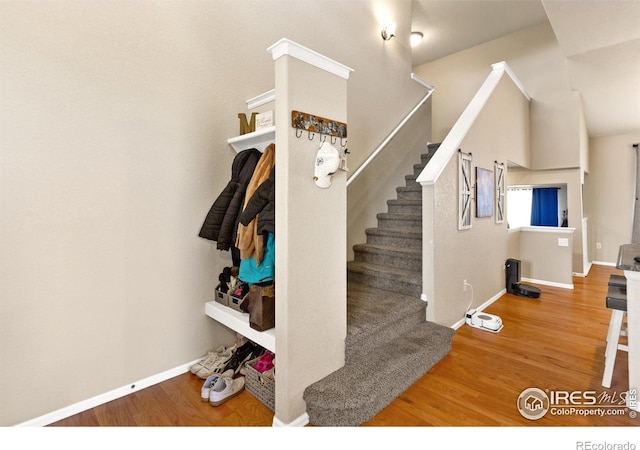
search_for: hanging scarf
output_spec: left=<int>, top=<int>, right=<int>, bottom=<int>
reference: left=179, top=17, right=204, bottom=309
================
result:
left=236, top=143, right=275, bottom=265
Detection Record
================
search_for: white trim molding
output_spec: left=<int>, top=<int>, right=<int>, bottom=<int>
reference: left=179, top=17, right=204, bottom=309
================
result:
left=417, top=61, right=529, bottom=186
left=450, top=289, right=506, bottom=329
left=347, top=75, right=434, bottom=186
left=267, top=38, right=354, bottom=80
left=17, top=361, right=194, bottom=426
left=519, top=226, right=576, bottom=234
left=247, top=89, right=275, bottom=110
left=272, top=412, right=310, bottom=427
left=522, top=277, right=574, bottom=290
left=593, top=260, right=617, bottom=267
left=411, top=72, right=435, bottom=90
left=491, top=61, right=530, bottom=101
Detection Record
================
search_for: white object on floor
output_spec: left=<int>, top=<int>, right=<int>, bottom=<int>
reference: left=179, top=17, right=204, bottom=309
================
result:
left=465, top=309, right=503, bottom=333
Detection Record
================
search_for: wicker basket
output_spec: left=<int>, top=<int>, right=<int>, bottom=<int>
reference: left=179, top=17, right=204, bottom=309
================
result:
left=244, top=356, right=275, bottom=411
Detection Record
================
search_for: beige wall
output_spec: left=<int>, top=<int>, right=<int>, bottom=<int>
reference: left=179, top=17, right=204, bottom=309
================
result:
left=415, top=20, right=599, bottom=327
left=413, top=22, right=570, bottom=144
left=428, top=75, right=530, bottom=326
left=516, top=227, right=575, bottom=286
left=508, top=168, right=585, bottom=274
left=413, top=22, right=590, bottom=175
left=0, top=1, right=422, bottom=426
left=273, top=53, right=347, bottom=424
left=584, top=132, right=640, bottom=264
left=347, top=98, right=432, bottom=260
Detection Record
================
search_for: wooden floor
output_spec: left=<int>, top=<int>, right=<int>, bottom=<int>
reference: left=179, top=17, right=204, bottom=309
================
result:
left=50, top=264, right=637, bottom=427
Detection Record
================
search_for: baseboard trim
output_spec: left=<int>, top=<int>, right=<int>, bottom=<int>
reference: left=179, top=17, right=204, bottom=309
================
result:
left=451, top=289, right=505, bottom=329
left=272, top=412, right=309, bottom=427
left=16, top=360, right=197, bottom=426
left=522, top=277, right=573, bottom=290
left=593, top=260, right=617, bottom=267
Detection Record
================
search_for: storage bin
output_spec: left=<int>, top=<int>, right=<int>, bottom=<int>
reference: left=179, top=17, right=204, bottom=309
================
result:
left=245, top=356, right=275, bottom=411
left=214, top=287, right=229, bottom=307
left=229, top=291, right=248, bottom=313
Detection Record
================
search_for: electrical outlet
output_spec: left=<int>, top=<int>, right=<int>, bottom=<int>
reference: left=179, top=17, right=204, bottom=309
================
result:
left=596, top=242, right=602, bottom=249
left=463, top=280, right=468, bottom=291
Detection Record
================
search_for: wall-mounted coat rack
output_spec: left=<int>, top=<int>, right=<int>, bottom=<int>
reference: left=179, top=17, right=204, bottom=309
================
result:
left=291, top=110, right=347, bottom=147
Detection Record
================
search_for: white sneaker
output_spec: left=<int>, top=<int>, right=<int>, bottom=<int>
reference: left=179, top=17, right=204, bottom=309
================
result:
left=200, top=369, right=234, bottom=402
left=209, top=376, right=245, bottom=407
left=190, top=345, right=227, bottom=375
left=196, top=346, right=236, bottom=379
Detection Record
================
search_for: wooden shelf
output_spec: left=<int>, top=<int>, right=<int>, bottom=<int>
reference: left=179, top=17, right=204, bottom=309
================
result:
left=205, top=301, right=275, bottom=353
left=227, top=126, right=275, bottom=153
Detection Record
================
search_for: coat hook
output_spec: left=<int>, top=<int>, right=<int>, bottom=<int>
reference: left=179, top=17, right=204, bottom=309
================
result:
left=308, top=130, right=315, bottom=140
left=296, top=129, right=303, bottom=138
left=331, top=136, right=337, bottom=145
left=340, top=137, right=347, bottom=147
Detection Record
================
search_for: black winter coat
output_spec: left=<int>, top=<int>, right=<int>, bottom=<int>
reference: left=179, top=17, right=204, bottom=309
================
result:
left=238, top=166, right=275, bottom=235
left=199, top=148, right=262, bottom=251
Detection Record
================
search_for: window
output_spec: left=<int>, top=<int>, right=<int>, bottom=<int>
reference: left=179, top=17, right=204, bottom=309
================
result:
left=507, top=187, right=532, bottom=228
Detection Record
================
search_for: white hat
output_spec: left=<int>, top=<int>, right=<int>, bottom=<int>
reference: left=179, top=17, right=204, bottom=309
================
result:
left=313, top=141, right=340, bottom=189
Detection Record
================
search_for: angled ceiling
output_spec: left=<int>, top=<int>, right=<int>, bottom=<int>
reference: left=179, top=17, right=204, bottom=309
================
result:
left=411, top=0, right=640, bottom=138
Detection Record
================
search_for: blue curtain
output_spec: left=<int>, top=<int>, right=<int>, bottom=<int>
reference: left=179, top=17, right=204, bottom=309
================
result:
left=531, top=188, right=559, bottom=226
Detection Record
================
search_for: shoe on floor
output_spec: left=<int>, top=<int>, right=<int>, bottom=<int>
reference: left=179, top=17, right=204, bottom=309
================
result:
left=196, top=347, right=235, bottom=379
left=209, top=376, right=245, bottom=407
left=200, top=369, right=234, bottom=402
left=190, top=345, right=227, bottom=375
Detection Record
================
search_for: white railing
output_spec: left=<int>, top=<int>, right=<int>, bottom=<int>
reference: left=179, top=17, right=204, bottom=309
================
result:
left=416, top=61, right=530, bottom=186
left=346, top=74, right=435, bottom=187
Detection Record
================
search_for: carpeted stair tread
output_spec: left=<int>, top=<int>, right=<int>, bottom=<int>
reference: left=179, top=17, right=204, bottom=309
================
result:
left=346, top=283, right=425, bottom=359
left=365, top=227, right=422, bottom=239
left=348, top=260, right=420, bottom=276
left=353, top=243, right=421, bottom=272
left=347, top=261, right=421, bottom=297
left=387, top=199, right=421, bottom=207
left=405, top=174, right=420, bottom=185
left=376, top=212, right=422, bottom=221
left=376, top=212, right=422, bottom=230
left=304, top=144, right=449, bottom=426
left=396, top=184, right=421, bottom=193
left=303, top=320, right=455, bottom=426
left=395, top=185, right=422, bottom=200
left=387, top=199, right=422, bottom=214
left=352, top=243, right=421, bottom=259
left=364, top=227, right=422, bottom=249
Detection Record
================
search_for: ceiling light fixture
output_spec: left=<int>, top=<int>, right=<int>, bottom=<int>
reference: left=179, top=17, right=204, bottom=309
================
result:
left=410, top=31, right=424, bottom=47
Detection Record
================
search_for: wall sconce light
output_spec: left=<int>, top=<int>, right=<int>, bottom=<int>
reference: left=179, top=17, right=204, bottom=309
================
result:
left=410, top=31, right=424, bottom=47
left=381, top=22, right=396, bottom=41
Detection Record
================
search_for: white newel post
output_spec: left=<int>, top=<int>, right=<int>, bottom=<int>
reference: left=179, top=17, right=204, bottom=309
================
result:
left=268, top=39, right=353, bottom=426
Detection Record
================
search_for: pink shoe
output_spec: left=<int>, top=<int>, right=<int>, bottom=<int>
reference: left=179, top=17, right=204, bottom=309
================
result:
left=253, top=351, right=275, bottom=373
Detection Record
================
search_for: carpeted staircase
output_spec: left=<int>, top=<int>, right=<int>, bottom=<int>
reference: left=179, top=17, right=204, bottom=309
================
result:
left=303, top=144, right=455, bottom=426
